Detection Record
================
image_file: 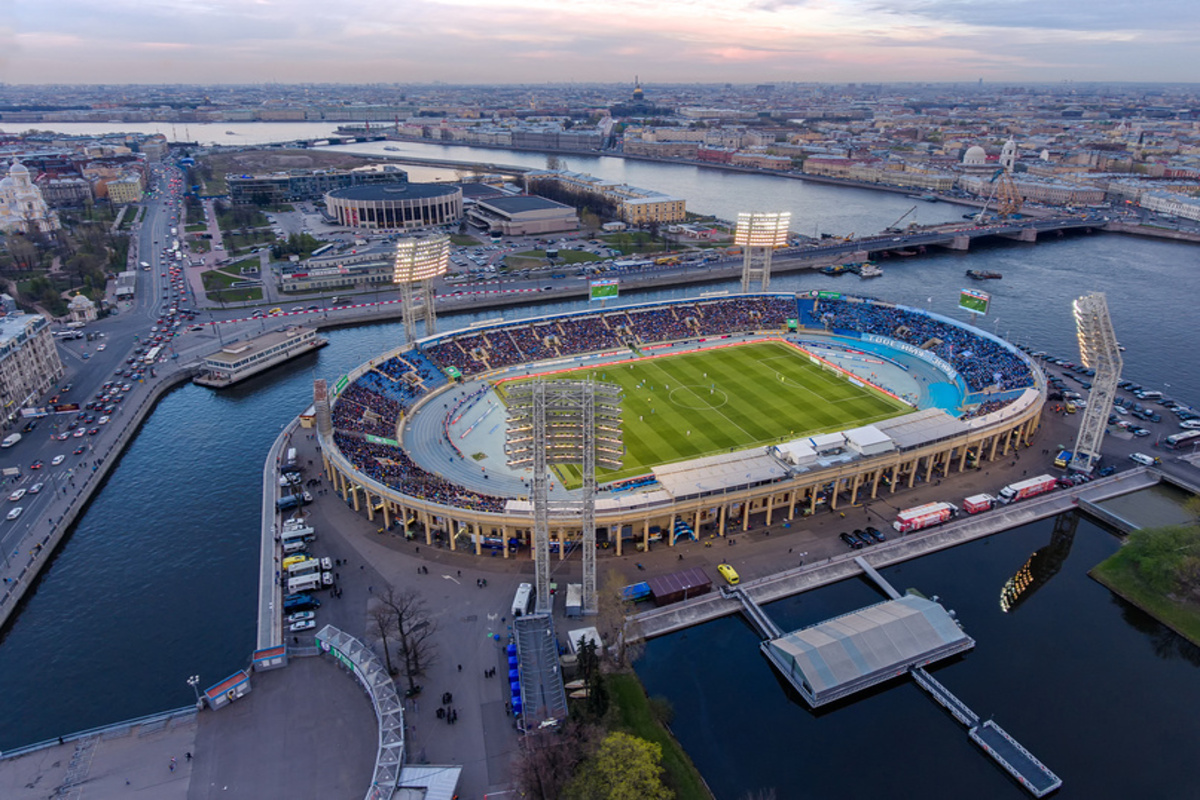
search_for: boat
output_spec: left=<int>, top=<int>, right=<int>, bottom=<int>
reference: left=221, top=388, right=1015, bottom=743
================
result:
left=820, top=264, right=852, bottom=276
left=384, top=145, right=400, bottom=152
left=225, top=131, right=237, bottom=135
left=569, top=689, right=590, bottom=699
left=859, top=263, right=883, bottom=278
left=565, top=679, right=586, bottom=690
left=966, top=269, right=1002, bottom=280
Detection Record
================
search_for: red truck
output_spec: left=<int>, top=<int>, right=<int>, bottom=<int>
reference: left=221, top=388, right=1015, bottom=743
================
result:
left=997, top=474, right=1057, bottom=504
left=962, top=494, right=995, bottom=514
left=893, top=502, right=958, bottom=534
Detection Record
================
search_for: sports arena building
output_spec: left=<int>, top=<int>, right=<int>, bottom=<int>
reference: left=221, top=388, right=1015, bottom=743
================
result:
left=316, top=293, right=1045, bottom=558
left=324, top=182, right=463, bottom=230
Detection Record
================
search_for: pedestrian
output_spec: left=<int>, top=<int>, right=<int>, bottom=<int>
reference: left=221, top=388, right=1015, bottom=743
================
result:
left=186, top=752, right=192, bottom=762
left=458, top=664, right=462, bottom=672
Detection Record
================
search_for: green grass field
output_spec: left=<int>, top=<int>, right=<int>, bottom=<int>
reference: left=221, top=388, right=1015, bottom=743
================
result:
left=496, top=341, right=910, bottom=488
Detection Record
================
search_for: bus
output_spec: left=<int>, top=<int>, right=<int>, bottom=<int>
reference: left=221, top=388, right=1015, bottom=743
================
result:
left=143, top=345, right=163, bottom=364
left=1163, top=430, right=1200, bottom=450
left=511, top=582, right=533, bottom=617
left=311, top=243, right=335, bottom=258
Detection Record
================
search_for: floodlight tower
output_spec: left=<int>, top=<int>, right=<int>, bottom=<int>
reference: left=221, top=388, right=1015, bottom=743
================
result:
left=734, top=212, right=791, bottom=293
left=505, top=380, right=623, bottom=615
left=393, top=234, right=449, bottom=342
left=1069, top=292, right=1122, bottom=473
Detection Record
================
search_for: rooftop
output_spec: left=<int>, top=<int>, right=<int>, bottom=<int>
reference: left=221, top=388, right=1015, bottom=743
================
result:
left=326, top=182, right=460, bottom=202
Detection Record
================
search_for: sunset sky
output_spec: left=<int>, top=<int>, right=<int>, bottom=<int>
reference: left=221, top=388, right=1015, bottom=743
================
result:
left=6, top=0, right=1198, bottom=84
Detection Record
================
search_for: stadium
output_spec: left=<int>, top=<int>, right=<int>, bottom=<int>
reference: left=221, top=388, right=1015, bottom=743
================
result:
left=315, top=292, right=1045, bottom=557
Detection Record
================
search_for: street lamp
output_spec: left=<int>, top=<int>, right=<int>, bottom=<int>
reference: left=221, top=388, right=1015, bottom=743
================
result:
left=187, top=674, right=203, bottom=708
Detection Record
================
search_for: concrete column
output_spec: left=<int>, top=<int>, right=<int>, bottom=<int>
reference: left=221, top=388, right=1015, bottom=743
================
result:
left=615, top=524, right=622, bottom=557
left=643, top=519, right=650, bottom=552
left=422, top=511, right=432, bottom=546
left=871, top=468, right=882, bottom=499
left=718, top=505, right=727, bottom=537
left=351, top=484, right=360, bottom=512
left=830, top=478, right=840, bottom=510
left=849, top=473, right=862, bottom=506
left=907, top=459, right=918, bottom=488
left=890, top=464, right=900, bottom=494
left=923, top=455, right=935, bottom=483
left=365, top=490, right=375, bottom=522
left=693, top=509, right=702, bottom=536
left=558, top=530, right=566, bottom=561
left=989, top=434, right=1000, bottom=462
left=381, top=499, right=391, bottom=529
left=742, top=502, right=751, bottom=531
left=474, top=522, right=482, bottom=556
left=809, top=486, right=818, bottom=515
left=958, top=446, right=968, bottom=472
left=788, top=490, right=797, bottom=519
left=765, top=496, right=774, bottom=526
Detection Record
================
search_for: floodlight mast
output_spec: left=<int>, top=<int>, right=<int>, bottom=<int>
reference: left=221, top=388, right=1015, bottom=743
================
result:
left=1069, top=292, right=1122, bottom=473
left=393, top=235, right=449, bottom=342
left=505, top=380, right=623, bottom=615
left=734, top=212, right=791, bottom=293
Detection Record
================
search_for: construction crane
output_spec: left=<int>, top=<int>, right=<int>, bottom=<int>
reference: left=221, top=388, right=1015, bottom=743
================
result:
left=885, top=205, right=918, bottom=232
left=974, top=169, right=1022, bottom=223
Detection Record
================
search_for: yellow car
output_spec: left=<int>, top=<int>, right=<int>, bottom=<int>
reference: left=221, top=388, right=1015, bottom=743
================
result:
left=717, top=563, right=740, bottom=585
left=282, top=554, right=309, bottom=570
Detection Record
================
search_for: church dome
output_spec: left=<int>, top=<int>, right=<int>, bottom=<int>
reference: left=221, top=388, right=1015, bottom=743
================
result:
left=962, top=145, right=987, bottom=166
left=8, top=162, right=29, bottom=176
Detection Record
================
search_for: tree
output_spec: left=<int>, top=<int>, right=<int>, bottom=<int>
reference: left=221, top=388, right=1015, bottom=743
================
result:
left=595, top=568, right=642, bottom=668
left=512, top=719, right=598, bottom=800
left=378, top=586, right=438, bottom=692
left=564, top=731, right=673, bottom=800
left=572, top=636, right=608, bottom=721
left=369, top=602, right=399, bottom=675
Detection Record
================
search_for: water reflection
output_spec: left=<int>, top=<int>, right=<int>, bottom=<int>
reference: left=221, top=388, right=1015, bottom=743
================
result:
left=1000, top=512, right=1078, bottom=613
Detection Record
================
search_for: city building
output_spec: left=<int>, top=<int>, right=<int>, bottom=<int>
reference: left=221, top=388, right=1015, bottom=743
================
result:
left=466, top=195, right=579, bottom=236
left=324, top=182, right=463, bottom=230
left=524, top=170, right=686, bottom=225
left=279, top=244, right=395, bottom=292
left=227, top=166, right=409, bottom=205
left=67, top=294, right=98, bottom=324
left=106, top=175, right=144, bottom=205
left=1140, top=189, right=1200, bottom=222
left=0, top=161, right=61, bottom=234
left=0, top=307, right=65, bottom=423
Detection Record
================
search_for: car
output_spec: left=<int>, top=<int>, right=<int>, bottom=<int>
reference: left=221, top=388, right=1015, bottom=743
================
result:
left=839, top=532, right=862, bottom=550
left=28, top=482, right=43, bottom=495
left=8, top=489, right=26, bottom=502
left=717, top=563, right=740, bottom=585
left=864, top=526, right=886, bottom=543
left=55, top=432, right=69, bottom=441
left=73, top=446, right=85, bottom=455
left=51, top=455, right=65, bottom=466
left=1097, top=466, right=1117, bottom=477
left=1131, top=428, right=1151, bottom=437
left=6, top=506, right=23, bottom=521
left=286, top=611, right=315, bottom=624
left=88, top=427, right=100, bottom=436
left=30, top=460, right=43, bottom=470
left=96, top=343, right=106, bottom=351
left=1130, top=453, right=1158, bottom=466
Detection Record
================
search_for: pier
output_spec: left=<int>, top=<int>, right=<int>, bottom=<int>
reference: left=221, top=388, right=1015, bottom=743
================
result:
left=714, top=553, right=1062, bottom=796
left=913, top=667, right=1063, bottom=797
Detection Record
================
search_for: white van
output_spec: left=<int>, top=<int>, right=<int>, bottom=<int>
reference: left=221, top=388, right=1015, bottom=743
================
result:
left=287, top=573, right=322, bottom=594
left=1, top=433, right=21, bottom=448
left=511, top=582, right=534, bottom=617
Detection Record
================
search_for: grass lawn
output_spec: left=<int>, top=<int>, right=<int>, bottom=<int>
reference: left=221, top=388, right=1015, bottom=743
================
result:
left=495, top=340, right=909, bottom=487
left=1091, top=550, right=1200, bottom=646
left=208, top=287, right=262, bottom=304
left=191, top=239, right=211, bottom=253
left=223, top=230, right=276, bottom=253
left=184, top=223, right=207, bottom=233
left=201, top=268, right=245, bottom=291
left=607, top=673, right=711, bottom=800
left=601, top=232, right=671, bottom=255
left=450, top=234, right=480, bottom=246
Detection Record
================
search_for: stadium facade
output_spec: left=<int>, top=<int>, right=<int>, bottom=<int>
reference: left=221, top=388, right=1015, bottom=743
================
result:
left=317, top=293, right=1045, bottom=558
left=324, top=182, right=463, bottom=230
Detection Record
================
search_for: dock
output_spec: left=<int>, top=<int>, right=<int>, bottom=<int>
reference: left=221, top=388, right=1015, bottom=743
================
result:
left=913, top=666, right=1063, bottom=797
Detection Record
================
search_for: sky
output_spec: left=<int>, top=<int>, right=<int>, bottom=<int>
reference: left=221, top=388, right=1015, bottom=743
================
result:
left=4, top=0, right=1200, bottom=85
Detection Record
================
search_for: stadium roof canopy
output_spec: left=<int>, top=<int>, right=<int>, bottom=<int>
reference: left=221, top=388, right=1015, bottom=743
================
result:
left=873, top=409, right=967, bottom=449
left=653, top=449, right=787, bottom=499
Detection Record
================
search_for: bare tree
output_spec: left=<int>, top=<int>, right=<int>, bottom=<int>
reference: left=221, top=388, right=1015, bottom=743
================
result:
left=513, top=719, right=599, bottom=800
left=594, top=568, right=643, bottom=668
left=369, top=602, right=399, bottom=676
left=379, top=586, right=438, bottom=693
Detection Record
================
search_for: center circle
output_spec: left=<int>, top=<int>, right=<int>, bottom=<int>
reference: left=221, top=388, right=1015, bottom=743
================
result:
left=669, top=385, right=729, bottom=410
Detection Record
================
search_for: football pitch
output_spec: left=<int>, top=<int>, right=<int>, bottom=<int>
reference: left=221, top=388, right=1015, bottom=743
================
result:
left=495, top=340, right=911, bottom=488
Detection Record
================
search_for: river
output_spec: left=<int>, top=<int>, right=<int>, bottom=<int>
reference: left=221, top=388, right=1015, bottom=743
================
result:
left=1, top=124, right=1198, bottom=800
